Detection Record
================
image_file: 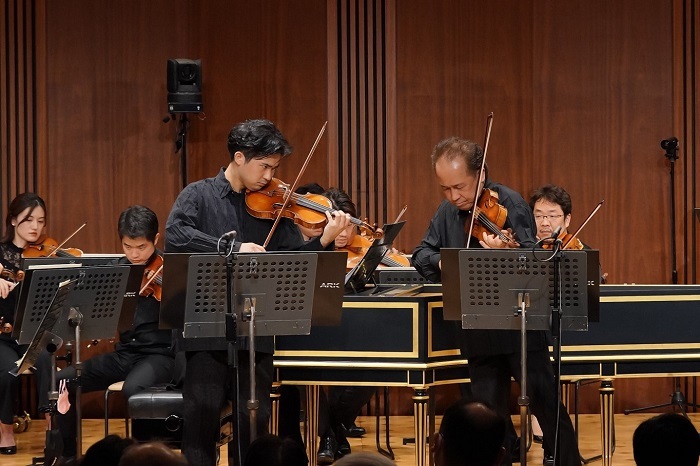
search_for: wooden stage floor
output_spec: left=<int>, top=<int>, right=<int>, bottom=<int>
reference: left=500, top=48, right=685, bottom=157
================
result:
left=4, top=413, right=699, bottom=465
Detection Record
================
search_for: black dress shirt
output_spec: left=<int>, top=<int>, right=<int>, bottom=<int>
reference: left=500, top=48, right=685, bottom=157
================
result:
left=165, top=168, right=324, bottom=253
left=411, top=179, right=545, bottom=357
left=115, top=252, right=173, bottom=355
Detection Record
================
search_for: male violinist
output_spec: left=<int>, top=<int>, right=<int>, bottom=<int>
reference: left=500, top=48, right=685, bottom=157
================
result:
left=165, top=119, right=350, bottom=466
left=411, top=137, right=580, bottom=466
left=530, top=184, right=574, bottom=247
left=55, top=205, right=176, bottom=465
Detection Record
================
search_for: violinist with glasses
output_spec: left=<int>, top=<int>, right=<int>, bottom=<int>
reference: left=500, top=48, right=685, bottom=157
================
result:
left=165, top=118, right=350, bottom=466
left=54, top=205, right=176, bottom=466
left=411, top=137, right=581, bottom=466
left=0, top=193, right=53, bottom=455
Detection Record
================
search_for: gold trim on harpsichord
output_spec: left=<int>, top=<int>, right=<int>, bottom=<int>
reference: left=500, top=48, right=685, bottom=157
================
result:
left=274, top=301, right=420, bottom=359
left=274, top=358, right=468, bottom=370
left=561, top=352, right=700, bottom=362
left=600, top=294, right=700, bottom=303
left=428, top=301, right=461, bottom=358
left=558, top=343, right=700, bottom=353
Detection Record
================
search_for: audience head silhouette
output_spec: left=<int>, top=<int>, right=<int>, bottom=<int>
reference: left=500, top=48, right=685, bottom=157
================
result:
left=243, top=434, right=308, bottom=466
left=433, top=399, right=506, bottom=466
left=79, top=435, right=136, bottom=466
left=333, top=452, right=396, bottom=465
left=633, top=413, right=700, bottom=466
left=117, top=442, right=188, bottom=466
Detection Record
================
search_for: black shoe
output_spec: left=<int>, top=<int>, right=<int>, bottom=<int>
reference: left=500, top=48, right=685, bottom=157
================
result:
left=344, top=422, right=366, bottom=438
left=335, top=426, right=351, bottom=458
left=0, top=445, right=17, bottom=455
left=55, top=456, right=77, bottom=466
left=543, top=453, right=554, bottom=466
left=317, top=435, right=337, bottom=465
left=533, top=434, right=544, bottom=444
left=511, top=441, right=521, bottom=463
left=336, top=436, right=351, bottom=458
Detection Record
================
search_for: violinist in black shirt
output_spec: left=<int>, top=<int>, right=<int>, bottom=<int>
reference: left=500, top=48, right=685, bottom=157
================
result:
left=412, top=137, right=580, bottom=466
left=165, top=119, right=350, bottom=466
left=55, top=205, right=175, bottom=463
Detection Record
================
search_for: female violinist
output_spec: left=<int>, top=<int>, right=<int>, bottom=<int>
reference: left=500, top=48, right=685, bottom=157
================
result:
left=53, top=205, right=176, bottom=461
left=0, top=193, right=49, bottom=454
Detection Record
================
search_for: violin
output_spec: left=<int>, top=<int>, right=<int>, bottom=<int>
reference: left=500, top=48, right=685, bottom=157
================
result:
left=23, top=236, right=83, bottom=258
left=139, top=255, right=163, bottom=301
left=246, top=178, right=379, bottom=238
left=542, top=232, right=584, bottom=251
left=464, top=113, right=518, bottom=248
left=0, top=268, right=24, bottom=283
left=342, top=234, right=410, bottom=270
left=469, top=188, right=518, bottom=246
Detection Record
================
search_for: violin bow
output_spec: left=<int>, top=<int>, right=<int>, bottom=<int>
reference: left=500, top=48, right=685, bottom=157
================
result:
left=465, top=113, right=494, bottom=248
left=47, top=223, right=86, bottom=257
left=562, top=199, right=605, bottom=249
left=139, top=264, right=164, bottom=295
left=393, top=205, right=408, bottom=224
left=263, top=121, right=328, bottom=248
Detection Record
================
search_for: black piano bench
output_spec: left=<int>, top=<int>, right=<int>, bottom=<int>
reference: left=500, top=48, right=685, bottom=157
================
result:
left=128, top=386, right=234, bottom=449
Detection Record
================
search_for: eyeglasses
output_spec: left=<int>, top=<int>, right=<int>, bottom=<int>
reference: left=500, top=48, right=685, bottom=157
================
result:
left=534, top=214, right=564, bottom=221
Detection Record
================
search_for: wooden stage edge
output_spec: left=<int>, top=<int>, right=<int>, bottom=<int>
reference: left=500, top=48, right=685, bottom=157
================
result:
left=5, top=413, right=700, bottom=465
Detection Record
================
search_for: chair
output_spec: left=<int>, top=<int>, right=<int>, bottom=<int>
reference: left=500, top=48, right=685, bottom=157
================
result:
left=105, top=381, right=129, bottom=437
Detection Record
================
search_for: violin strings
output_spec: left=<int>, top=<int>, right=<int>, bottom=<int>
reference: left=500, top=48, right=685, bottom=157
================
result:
left=476, top=211, right=510, bottom=243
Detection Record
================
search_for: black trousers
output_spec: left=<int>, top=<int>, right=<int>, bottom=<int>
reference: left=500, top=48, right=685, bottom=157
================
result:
left=181, top=349, right=273, bottom=466
left=56, top=349, right=174, bottom=456
left=318, top=386, right=375, bottom=437
left=468, top=351, right=580, bottom=466
left=0, top=341, right=50, bottom=424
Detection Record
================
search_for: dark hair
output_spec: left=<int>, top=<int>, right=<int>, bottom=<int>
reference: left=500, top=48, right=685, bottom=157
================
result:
left=633, top=413, right=700, bottom=466
left=2, top=192, right=47, bottom=243
left=430, top=137, right=488, bottom=180
left=117, top=442, right=188, bottom=466
left=80, top=434, right=136, bottom=466
left=117, top=205, right=159, bottom=242
left=295, top=182, right=325, bottom=195
left=323, top=187, right=357, bottom=218
left=227, top=119, right=292, bottom=161
left=438, top=399, right=505, bottom=466
left=529, top=184, right=572, bottom=216
left=243, top=434, right=308, bottom=466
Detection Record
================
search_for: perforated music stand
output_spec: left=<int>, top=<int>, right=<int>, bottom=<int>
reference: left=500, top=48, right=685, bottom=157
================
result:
left=441, top=247, right=598, bottom=466
left=13, top=264, right=135, bottom=458
left=164, top=252, right=319, bottom=457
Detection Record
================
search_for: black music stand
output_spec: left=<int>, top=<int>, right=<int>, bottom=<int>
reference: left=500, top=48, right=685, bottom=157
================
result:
left=442, top=248, right=597, bottom=466
left=13, top=264, right=135, bottom=459
left=344, top=221, right=405, bottom=293
left=162, top=252, right=319, bottom=462
left=12, top=277, right=78, bottom=466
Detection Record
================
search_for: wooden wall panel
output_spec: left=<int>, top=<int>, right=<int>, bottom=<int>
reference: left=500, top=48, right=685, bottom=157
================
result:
left=394, top=0, right=679, bottom=287
left=41, top=0, right=328, bottom=254
left=0, top=0, right=42, bottom=223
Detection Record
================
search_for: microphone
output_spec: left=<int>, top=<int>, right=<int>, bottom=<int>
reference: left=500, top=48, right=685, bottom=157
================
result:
left=220, top=230, right=237, bottom=243
left=660, top=137, right=678, bottom=151
left=549, top=225, right=562, bottom=241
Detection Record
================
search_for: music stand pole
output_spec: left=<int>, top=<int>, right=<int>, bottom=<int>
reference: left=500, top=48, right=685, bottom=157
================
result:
left=67, top=307, right=84, bottom=457
left=517, top=296, right=529, bottom=466
left=244, top=298, right=259, bottom=443
left=551, top=241, right=564, bottom=463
